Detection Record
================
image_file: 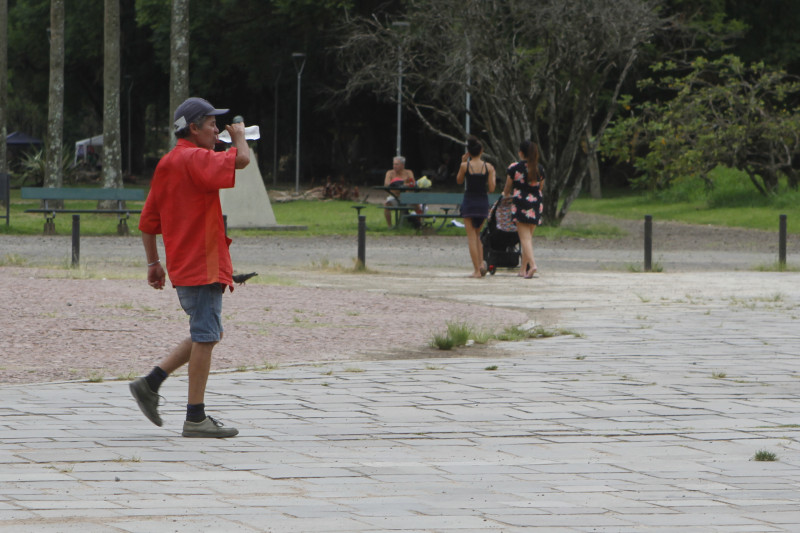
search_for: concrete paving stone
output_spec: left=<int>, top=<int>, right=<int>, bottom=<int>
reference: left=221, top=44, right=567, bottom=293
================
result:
left=157, top=470, right=266, bottom=482
left=250, top=465, right=361, bottom=479
left=0, top=522, right=121, bottom=533
left=30, top=509, right=123, bottom=520
left=620, top=511, right=777, bottom=528
left=742, top=510, right=800, bottom=524
left=225, top=514, right=375, bottom=532
left=492, top=512, right=634, bottom=528
left=0, top=510, right=39, bottom=523
left=15, top=499, right=122, bottom=510
left=355, top=514, right=507, bottom=530
left=114, top=517, right=264, bottom=533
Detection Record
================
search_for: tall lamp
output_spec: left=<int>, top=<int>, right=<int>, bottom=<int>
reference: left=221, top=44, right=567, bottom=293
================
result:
left=124, top=74, right=133, bottom=175
left=391, top=21, right=409, bottom=157
left=292, top=52, right=306, bottom=194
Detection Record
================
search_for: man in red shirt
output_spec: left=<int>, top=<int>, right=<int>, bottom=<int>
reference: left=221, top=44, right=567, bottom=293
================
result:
left=129, top=97, right=250, bottom=438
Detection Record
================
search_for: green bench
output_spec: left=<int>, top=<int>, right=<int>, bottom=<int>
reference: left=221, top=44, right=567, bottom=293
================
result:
left=21, top=186, right=146, bottom=235
left=398, top=192, right=501, bottom=231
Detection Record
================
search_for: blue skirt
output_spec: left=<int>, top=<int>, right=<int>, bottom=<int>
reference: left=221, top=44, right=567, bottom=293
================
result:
left=460, top=192, right=489, bottom=219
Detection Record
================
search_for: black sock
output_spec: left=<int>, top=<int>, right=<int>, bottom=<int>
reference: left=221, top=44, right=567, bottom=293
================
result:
left=145, top=366, right=168, bottom=393
left=186, top=403, right=206, bottom=423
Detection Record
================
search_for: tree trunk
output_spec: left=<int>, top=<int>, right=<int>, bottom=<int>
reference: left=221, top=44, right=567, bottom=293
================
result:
left=101, top=0, right=123, bottom=205
left=45, top=0, right=65, bottom=200
left=0, top=0, right=7, bottom=178
left=169, top=0, right=190, bottom=148
left=586, top=127, right=602, bottom=199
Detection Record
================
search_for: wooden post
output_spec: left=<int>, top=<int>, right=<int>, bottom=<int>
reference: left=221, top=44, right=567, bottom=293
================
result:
left=71, top=215, right=80, bottom=268
left=357, top=215, right=366, bottom=268
left=644, top=215, right=652, bottom=272
left=779, top=214, right=787, bottom=269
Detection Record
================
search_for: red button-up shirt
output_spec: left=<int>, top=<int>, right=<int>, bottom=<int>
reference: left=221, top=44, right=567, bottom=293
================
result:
left=139, top=139, right=237, bottom=289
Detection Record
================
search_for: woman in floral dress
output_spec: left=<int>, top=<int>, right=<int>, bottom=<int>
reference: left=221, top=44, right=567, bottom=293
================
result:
left=502, top=139, right=544, bottom=278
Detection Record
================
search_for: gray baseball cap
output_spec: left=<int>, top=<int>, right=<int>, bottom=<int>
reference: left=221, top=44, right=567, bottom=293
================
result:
left=173, top=97, right=229, bottom=132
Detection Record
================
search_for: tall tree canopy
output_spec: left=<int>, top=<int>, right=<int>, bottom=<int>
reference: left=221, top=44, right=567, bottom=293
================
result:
left=3, top=0, right=800, bottom=195
left=338, top=0, right=667, bottom=224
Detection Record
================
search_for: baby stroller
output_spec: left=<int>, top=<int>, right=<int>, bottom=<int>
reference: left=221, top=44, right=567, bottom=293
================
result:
left=480, top=196, right=520, bottom=275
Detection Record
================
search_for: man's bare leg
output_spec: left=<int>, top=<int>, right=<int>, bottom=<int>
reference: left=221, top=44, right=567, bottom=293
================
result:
left=157, top=337, right=192, bottom=375
left=187, top=341, right=215, bottom=405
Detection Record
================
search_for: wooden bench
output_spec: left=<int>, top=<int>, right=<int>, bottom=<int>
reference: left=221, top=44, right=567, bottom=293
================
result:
left=21, top=186, right=146, bottom=235
left=398, top=192, right=501, bottom=231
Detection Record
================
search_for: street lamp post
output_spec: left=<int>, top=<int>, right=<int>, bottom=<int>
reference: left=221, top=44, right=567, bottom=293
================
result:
left=273, top=71, right=280, bottom=186
left=292, top=53, right=306, bottom=194
left=124, top=75, right=133, bottom=176
left=465, top=35, right=471, bottom=136
left=391, top=21, right=409, bottom=157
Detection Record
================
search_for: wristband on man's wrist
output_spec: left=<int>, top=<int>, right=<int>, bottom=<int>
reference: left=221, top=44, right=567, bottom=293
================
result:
left=147, top=259, right=160, bottom=267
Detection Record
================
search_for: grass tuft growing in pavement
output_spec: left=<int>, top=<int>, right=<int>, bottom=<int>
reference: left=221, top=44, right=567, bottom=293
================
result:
left=752, top=450, right=778, bottom=462
left=431, top=322, right=583, bottom=350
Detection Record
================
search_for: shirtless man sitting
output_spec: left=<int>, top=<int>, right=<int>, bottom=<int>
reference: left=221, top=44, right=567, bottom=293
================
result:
left=383, top=156, right=417, bottom=228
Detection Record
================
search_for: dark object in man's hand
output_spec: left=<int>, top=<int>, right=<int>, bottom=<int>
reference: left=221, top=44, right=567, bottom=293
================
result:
left=232, top=272, right=258, bottom=285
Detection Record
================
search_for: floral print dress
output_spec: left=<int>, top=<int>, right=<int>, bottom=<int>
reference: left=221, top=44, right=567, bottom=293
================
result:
left=507, top=161, right=544, bottom=225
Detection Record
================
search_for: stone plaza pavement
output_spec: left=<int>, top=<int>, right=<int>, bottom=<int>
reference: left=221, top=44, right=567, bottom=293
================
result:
left=2, top=264, right=800, bottom=531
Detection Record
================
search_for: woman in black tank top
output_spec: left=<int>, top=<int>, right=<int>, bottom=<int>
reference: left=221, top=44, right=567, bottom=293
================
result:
left=456, top=136, right=497, bottom=278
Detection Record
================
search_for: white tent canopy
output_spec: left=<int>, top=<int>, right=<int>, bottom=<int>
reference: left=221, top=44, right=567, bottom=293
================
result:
left=74, top=135, right=103, bottom=166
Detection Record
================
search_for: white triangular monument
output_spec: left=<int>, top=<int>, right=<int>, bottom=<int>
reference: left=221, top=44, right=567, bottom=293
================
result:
left=220, top=155, right=277, bottom=229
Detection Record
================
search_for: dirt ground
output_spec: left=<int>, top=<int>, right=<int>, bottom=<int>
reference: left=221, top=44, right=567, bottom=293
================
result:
left=1, top=212, right=797, bottom=385
left=0, top=271, right=531, bottom=385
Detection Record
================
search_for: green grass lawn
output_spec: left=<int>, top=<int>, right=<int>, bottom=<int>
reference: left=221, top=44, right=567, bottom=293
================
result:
left=572, top=165, right=800, bottom=234
left=572, top=191, right=800, bottom=234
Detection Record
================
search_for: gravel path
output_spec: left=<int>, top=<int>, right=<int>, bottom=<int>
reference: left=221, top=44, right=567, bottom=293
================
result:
left=2, top=212, right=797, bottom=384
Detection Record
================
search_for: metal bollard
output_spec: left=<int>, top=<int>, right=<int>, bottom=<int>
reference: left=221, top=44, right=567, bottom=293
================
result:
left=779, top=214, right=787, bottom=268
left=644, top=215, right=652, bottom=272
left=357, top=215, right=366, bottom=268
left=71, top=215, right=80, bottom=268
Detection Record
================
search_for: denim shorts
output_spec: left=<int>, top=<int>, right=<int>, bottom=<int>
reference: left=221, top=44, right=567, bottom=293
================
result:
left=175, top=283, right=224, bottom=343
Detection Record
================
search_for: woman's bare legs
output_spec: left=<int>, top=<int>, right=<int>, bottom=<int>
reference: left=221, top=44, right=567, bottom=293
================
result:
left=464, top=218, right=486, bottom=278
left=517, top=222, right=537, bottom=277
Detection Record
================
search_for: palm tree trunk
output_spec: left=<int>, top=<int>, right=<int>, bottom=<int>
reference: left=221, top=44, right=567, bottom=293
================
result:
left=101, top=0, right=123, bottom=203
left=0, top=0, right=7, bottom=178
left=169, top=0, right=190, bottom=148
left=45, top=0, right=65, bottom=200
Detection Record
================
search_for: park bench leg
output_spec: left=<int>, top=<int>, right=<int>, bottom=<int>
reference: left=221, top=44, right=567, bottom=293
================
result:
left=43, top=217, right=56, bottom=236
left=117, top=217, right=129, bottom=236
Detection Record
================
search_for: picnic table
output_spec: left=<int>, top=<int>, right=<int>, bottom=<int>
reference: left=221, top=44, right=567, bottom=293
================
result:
left=372, top=185, right=423, bottom=227
left=399, top=192, right=502, bottom=232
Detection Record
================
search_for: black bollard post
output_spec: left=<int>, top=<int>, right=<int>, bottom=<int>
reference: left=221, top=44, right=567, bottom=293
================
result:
left=223, top=214, right=228, bottom=236
left=644, top=215, right=652, bottom=272
left=779, top=214, right=787, bottom=269
left=71, top=215, right=80, bottom=268
left=357, top=215, right=366, bottom=268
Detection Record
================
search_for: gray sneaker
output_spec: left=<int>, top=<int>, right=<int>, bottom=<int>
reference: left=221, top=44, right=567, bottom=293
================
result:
left=182, top=416, right=239, bottom=438
left=129, top=377, right=163, bottom=427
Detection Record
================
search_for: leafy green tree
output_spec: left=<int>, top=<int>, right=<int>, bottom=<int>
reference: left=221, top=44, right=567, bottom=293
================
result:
left=337, top=0, right=666, bottom=225
left=602, top=55, right=800, bottom=195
